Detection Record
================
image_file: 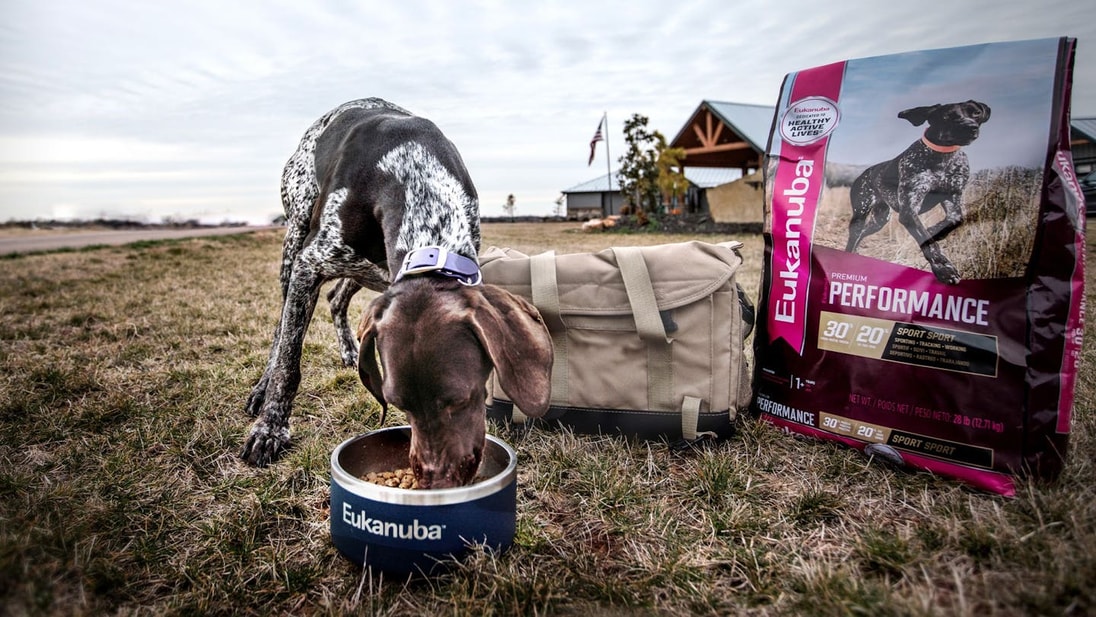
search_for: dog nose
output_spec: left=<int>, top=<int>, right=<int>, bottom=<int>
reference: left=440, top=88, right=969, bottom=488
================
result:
left=412, top=452, right=480, bottom=489
left=414, top=467, right=460, bottom=490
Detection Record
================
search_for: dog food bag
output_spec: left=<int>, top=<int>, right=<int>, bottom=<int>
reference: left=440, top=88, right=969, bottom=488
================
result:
left=752, top=38, right=1084, bottom=495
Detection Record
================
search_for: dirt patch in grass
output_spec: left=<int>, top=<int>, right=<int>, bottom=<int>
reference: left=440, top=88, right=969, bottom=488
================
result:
left=0, top=223, right=1092, bottom=615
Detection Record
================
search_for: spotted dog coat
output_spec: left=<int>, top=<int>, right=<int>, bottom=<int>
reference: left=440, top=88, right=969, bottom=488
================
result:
left=846, top=100, right=991, bottom=285
left=278, top=99, right=400, bottom=368
left=242, top=99, right=552, bottom=476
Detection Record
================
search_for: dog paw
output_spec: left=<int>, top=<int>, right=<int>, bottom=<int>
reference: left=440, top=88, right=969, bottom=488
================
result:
left=339, top=348, right=358, bottom=369
left=240, top=421, right=290, bottom=466
left=245, top=379, right=268, bottom=417
left=930, top=261, right=961, bottom=285
left=244, top=391, right=265, bottom=418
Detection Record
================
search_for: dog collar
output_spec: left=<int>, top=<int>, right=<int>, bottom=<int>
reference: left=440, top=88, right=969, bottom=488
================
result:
left=921, top=135, right=962, bottom=154
left=395, top=246, right=482, bottom=286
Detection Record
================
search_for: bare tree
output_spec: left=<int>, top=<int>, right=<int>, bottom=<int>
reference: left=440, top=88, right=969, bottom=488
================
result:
left=503, top=194, right=516, bottom=221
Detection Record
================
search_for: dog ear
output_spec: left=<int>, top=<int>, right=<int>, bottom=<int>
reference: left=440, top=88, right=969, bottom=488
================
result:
left=974, top=101, right=991, bottom=122
left=356, top=293, right=391, bottom=417
left=465, top=284, right=554, bottom=418
left=897, top=105, right=938, bottom=127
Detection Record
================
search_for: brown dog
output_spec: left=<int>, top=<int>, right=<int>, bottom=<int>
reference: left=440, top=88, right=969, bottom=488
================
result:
left=242, top=98, right=553, bottom=488
left=357, top=276, right=552, bottom=488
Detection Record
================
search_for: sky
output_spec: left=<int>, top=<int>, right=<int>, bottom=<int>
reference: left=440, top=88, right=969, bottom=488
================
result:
left=0, top=0, right=1093, bottom=225
left=824, top=38, right=1067, bottom=171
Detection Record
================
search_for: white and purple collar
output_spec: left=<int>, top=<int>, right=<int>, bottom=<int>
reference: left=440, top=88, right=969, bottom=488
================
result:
left=394, top=246, right=482, bottom=286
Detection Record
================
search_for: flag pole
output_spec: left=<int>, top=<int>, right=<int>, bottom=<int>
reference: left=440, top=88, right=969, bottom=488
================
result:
left=602, top=112, right=612, bottom=211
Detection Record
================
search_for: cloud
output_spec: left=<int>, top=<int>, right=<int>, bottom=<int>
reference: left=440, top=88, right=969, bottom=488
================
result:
left=0, top=0, right=1092, bottom=223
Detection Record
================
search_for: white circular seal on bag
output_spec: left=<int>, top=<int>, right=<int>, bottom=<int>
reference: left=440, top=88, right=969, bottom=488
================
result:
left=780, top=97, right=840, bottom=146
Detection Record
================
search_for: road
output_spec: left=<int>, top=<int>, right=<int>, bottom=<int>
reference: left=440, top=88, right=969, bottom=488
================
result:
left=0, top=226, right=283, bottom=256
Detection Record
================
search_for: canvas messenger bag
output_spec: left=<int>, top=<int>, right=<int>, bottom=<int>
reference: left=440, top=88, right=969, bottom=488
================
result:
left=480, top=241, right=754, bottom=442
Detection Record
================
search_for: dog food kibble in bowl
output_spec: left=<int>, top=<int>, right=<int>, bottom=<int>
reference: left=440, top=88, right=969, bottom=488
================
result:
left=330, top=426, right=517, bottom=575
left=361, top=467, right=489, bottom=490
left=362, top=468, right=420, bottom=489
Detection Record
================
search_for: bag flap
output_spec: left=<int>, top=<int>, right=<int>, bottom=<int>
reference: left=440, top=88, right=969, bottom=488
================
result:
left=480, top=241, right=741, bottom=315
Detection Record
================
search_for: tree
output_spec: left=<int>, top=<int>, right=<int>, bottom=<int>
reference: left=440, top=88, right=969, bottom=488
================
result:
left=656, top=138, right=688, bottom=213
left=618, top=114, right=687, bottom=214
left=503, top=194, right=516, bottom=221
left=618, top=114, right=659, bottom=213
left=553, top=194, right=565, bottom=218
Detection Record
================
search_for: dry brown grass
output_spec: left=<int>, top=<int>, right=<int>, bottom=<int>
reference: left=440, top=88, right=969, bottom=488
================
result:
left=815, top=167, right=1042, bottom=280
left=0, top=221, right=1092, bottom=616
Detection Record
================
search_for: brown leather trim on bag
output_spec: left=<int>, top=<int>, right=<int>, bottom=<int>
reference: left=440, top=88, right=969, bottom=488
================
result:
left=487, top=399, right=735, bottom=441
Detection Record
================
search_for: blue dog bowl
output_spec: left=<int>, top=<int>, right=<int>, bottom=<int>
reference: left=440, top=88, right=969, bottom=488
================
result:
left=330, top=426, right=517, bottom=575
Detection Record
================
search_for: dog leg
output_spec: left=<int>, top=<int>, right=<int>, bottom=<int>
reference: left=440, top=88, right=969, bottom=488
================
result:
left=846, top=206, right=891, bottom=253
left=896, top=202, right=960, bottom=285
left=327, top=259, right=391, bottom=368
left=246, top=219, right=313, bottom=416
left=241, top=260, right=323, bottom=466
left=245, top=318, right=279, bottom=417
left=923, top=193, right=964, bottom=244
left=846, top=176, right=891, bottom=253
left=846, top=212, right=868, bottom=252
left=846, top=204, right=869, bottom=253
left=328, top=279, right=363, bottom=368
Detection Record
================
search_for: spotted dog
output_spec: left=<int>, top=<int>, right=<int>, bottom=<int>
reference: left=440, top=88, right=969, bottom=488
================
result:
left=846, top=100, right=991, bottom=284
left=243, top=99, right=553, bottom=487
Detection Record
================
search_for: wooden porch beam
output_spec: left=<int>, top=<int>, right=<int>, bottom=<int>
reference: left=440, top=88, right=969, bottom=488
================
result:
left=684, top=142, right=753, bottom=155
left=691, top=110, right=727, bottom=148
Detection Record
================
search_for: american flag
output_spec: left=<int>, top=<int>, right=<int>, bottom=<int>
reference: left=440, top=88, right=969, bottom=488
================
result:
left=588, top=117, right=604, bottom=166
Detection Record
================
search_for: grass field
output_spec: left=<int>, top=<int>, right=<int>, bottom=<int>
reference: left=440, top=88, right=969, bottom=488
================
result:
left=1, top=221, right=1093, bottom=616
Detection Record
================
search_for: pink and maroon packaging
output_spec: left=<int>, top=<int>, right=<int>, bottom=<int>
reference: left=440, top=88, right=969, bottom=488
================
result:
left=753, top=38, right=1084, bottom=495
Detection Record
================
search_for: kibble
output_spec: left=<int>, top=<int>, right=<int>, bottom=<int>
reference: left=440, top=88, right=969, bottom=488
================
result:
left=362, top=467, right=420, bottom=490
left=360, top=467, right=491, bottom=490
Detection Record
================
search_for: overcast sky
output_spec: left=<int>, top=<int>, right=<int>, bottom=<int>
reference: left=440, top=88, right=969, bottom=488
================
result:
left=1, top=0, right=1093, bottom=224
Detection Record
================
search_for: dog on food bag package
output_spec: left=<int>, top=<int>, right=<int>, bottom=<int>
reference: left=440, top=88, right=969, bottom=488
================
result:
left=752, top=37, right=1084, bottom=496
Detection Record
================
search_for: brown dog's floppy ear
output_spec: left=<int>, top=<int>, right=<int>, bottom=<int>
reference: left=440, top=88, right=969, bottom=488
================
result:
left=973, top=101, right=991, bottom=122
left=465, top=284, right=554, bottom=418
left=897, top=105, right=938, bottom=127
left=356, top=292, right=392, bottom=419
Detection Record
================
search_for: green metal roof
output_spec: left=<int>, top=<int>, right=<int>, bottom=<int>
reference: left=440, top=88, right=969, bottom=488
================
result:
left=668, top=100, right=776, bottom=154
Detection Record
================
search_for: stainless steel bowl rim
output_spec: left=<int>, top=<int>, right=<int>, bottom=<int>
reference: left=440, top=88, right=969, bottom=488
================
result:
left=331, top=426, right=517, bottom=506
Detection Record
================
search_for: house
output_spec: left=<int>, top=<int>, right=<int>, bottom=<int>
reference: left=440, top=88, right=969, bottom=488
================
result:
left=668, top=101, right=774, bottom=223
left=1071, top=117, right=1096, bottom=174
left=561, top=100, right=775, bottom=221
left=668, top=100, right=773, bottom=173
left=561, top=167, right=741, bottom=220
left=560, top=172, right=624, bottom=220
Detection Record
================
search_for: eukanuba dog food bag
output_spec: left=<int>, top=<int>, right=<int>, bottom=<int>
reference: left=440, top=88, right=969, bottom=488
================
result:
left=752, top=38, right=1084, bottom=495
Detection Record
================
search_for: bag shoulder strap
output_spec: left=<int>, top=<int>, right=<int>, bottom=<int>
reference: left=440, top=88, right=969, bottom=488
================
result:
left=611, top=247, right=674, bottom=412
left=611, top=247, right=668, bottom=342
left=530, top=251, right=569, bottom=407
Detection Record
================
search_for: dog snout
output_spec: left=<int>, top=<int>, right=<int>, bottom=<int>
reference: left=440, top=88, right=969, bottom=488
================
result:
left=411, top=448, right=482, bottom=489
left=407, top=416, right=485, bottom=489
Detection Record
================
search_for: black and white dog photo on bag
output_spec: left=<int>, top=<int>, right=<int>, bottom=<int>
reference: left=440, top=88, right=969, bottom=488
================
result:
left=845, top=100, right=991, bottom=284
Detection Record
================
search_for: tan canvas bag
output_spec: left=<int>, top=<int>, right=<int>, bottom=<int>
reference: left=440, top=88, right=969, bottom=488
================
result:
left=480, top=241, right=753, bottom=443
